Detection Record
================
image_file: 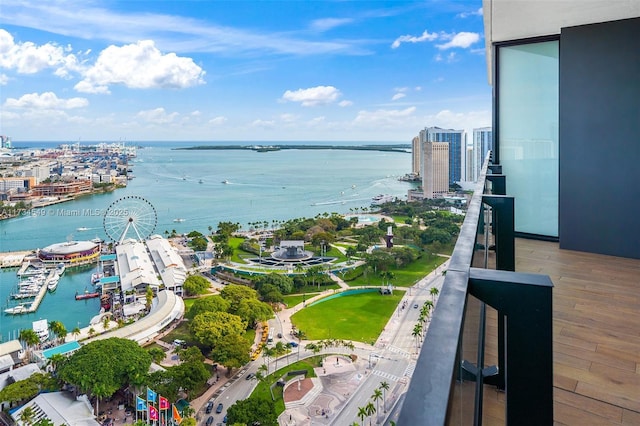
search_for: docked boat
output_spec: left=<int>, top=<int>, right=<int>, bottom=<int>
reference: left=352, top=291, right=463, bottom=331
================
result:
left=17, top=263, right=46, bottom=277
left=91, top=272, right=104, bottom=284
left=32, top=319, right=50, bottom=342
left=55, top=263, right=66, bottom=276
left=372, top=194, right=396, bottom=205
left=4, top=305, right=28, bottom=315
left=46, top=271, right=60, bottom=292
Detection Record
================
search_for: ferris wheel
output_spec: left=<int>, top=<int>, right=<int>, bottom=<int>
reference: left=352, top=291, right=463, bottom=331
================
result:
left=103, top=195, right=157, bottom=243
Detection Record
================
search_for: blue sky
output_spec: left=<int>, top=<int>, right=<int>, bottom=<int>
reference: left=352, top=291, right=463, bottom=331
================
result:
left=0, top=0, right=490, bottom=142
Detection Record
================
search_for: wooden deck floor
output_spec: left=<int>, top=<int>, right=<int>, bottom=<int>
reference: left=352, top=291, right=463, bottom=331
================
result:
left=514, top=238, right=640, bottom=425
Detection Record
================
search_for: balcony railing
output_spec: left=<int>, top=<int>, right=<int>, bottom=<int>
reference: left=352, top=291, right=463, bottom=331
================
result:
left=397, top=154, right=554, bottom=425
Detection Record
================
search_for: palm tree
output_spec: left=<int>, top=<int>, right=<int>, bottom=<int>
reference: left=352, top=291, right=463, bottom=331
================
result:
left=365, top=402, right=376, bottom=426
left=430, top=286, right=439, bottom=302
left=47, top=353, right=66, bottom=374
left=88, top=327, right=96, bottom=338
left=379, top=381, right=390, bottom=413
left=412, top=324, right=422, bottom=353
left=102, top=315, right=111, bottom=331
left=49, top=320, right=67, bottom=343
left=357, top=406, right=367, bottom=426
left=371, top=388, right=383, bottom=424
left=71, top=326, right=81, bottom=341
left=19, top=406, right=35, bottom=425
left=19, top=329, right=40, bottom=362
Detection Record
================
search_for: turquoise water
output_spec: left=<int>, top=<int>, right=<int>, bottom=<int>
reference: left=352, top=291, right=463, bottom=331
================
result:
left=308, top=288, right=378, bottom=306
left=0, top=142, right=413, bottom=339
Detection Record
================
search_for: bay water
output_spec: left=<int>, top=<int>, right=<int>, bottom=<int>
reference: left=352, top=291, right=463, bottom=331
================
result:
left=0, top=141, right=414, bottom=340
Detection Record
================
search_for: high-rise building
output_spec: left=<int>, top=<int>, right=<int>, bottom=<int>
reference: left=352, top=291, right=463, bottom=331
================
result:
left=411, top=136, right=421, bottom=175
left=419, top=127, right=464, bottom=184
left=472, top=127, right=493, bottom=182
left=421, top=141, right=449, bottom=199
left=465, top=145, right=474, bottom=182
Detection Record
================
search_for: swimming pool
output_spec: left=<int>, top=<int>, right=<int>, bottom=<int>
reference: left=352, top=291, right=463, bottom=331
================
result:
left=356, top=215, right=382, bottom=223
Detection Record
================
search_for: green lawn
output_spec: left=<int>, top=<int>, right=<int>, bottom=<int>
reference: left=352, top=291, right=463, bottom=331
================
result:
left=251, top=357, right=321, bottom=416
left=282, top=293, right=321, bottom=308
left=347, top=253, right=447, bottom=287
left=290, top=291, right=403, bottom=344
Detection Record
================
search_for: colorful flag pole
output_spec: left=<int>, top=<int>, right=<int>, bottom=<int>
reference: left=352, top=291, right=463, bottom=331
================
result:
left=159, top=395, right=169, bottom=426
left=136, top=396, right=147, bottom=423
left=172, top=404, right=183, bottom=425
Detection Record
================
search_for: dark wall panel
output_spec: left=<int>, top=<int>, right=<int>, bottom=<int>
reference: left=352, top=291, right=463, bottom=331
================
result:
left=559, top=17, right=640, bottom=259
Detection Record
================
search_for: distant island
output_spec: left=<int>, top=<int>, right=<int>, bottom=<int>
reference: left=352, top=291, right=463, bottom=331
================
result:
left=174, top=144, right=411, bottom=153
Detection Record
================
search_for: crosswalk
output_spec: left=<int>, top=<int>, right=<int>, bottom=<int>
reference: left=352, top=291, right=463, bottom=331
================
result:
left=387, top=345, right=412, bottom=359
left=403, top=362, right=416, bottom=378
left=372, top=369, right=400, bottom=382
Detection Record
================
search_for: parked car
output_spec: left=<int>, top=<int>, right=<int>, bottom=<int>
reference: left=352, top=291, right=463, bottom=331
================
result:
left=205, top=416, right=214, bottom=426
left=216, top=403, right=224, bottom=414
left=205, top=402, right=214, bottom=414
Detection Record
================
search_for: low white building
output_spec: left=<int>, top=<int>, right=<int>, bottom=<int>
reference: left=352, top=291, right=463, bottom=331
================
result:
left=146, top=235, right=186, bottom=296
left=11, top=392, right=99, bottom=426
left=115, top=238, right=161, bottom=293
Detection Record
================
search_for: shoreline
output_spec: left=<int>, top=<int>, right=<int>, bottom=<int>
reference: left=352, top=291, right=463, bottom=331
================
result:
left=174, top=144, right=411, bottom=153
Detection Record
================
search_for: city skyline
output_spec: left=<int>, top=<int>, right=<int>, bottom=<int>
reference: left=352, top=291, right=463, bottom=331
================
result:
left=0, top=0, right=490, bottom=142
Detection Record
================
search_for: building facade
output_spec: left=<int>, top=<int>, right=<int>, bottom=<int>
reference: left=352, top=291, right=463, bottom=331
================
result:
left=411, top=136, right=421, bottom=175
left=421, top=141, right=449, bottom=199
left=472, top=127, right=493, bottom=182
left=419, top=126, right=464, bottom=185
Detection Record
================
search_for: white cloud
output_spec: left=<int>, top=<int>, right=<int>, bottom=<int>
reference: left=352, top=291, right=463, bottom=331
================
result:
left=280, top=113, right=298, bottom=123
left=281, top=86, right=342, bottom=107
left=457, top=8, right=483, bottom=19
left=354, top=106, right=417, bottom=126
left=136, top=107, right=179, bottom=124
left=391, top=30, right=439, bottom=49
left=339, top=100, right=353, bottom=107
left=4, top=92, right=88, bottom=109
left=426, top=109, right=491, bottom=133
left=0, top=29, right=82, bottom=76
left=0, top=73, right=8, bottom=85
left=310, top=18, right=354, bottom=32
left=75, top=40, right=205, bottom=94
left=251, top=119, right=276, bottom=128
left=308, top=116, right=326, bottom=126
left=208, top=116, right=227, bottom=126
left=434, top=52, right=458, bottom=63
left=391, top=93, right=406, bottom=101
left=436, top=32, right=480, bottom=50
left=0, top=3, right=365, bottom=57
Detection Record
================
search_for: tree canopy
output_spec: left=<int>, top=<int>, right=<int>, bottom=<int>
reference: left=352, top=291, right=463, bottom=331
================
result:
left=227, top=396, right=278, bottom=426
left=209, top=333, right=251, bottom=372
left=183, top=275, right=211, bottom=296
left=189, top=311, right=247, bottom=347
left=220, top=284, right=259, bottom=314
left=185, top=295, right=230, bottom=320
left=57, top=338, right=151, bottom=400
